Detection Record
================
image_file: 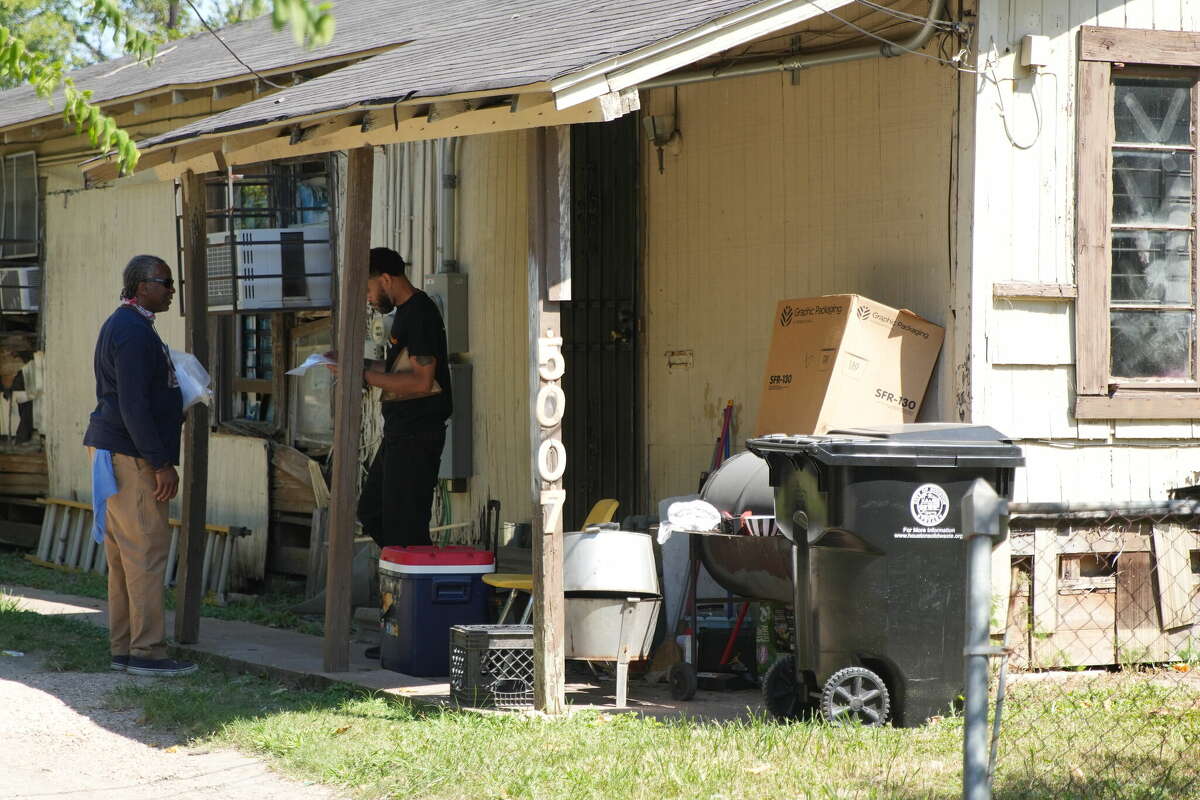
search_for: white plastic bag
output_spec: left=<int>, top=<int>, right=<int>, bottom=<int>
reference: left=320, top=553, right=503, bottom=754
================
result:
left=170, top=349, right=214, bottom=412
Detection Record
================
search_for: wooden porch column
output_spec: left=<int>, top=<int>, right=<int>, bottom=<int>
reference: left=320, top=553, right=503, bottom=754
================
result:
left=323, top=146, right=373, bottom=671
left=529, top=127, right=570, bottom=713
left=175, top=169, right=210, bottom=644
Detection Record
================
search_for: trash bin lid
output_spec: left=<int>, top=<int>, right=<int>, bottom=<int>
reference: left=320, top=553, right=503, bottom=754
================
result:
left=746, top=423, right=1025, bottom=468
left=380, top=545, right=496, bottom=574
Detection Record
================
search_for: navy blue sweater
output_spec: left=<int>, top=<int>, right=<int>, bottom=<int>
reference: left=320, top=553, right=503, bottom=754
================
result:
left=83, top=306, right=183, bottom=470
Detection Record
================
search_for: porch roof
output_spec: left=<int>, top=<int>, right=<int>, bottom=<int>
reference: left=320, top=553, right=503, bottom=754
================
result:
left=87, top=0, right=851, bottom=176
left=0, top=0, right=440, bottom=134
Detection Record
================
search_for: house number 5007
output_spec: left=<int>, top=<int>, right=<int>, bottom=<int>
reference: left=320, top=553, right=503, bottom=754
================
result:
left=537, top=335, right=566, bottom=532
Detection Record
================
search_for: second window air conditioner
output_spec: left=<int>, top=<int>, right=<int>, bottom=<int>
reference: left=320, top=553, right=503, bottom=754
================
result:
left=206, top=225, right=332, bottom=311
left=0, top=266, right=40, bottom=312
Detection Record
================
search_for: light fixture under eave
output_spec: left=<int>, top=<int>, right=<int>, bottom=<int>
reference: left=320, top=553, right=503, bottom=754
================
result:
left=642, top=112, right=679, bottom=174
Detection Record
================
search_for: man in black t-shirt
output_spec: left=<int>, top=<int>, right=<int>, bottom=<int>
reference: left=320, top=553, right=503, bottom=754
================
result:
left=352, top=247, right=452, bottom=549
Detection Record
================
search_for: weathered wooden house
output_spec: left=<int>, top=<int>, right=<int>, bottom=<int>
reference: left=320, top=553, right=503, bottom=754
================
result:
left=0, top=0, right=1197, bottom=682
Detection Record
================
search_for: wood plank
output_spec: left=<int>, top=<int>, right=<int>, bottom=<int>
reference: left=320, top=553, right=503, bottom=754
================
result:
left=305, top=506, right=328, bottom=599
left=1031, top=591, right=1117, bottom=668
left=64, top=509, right=86, bottom=569
left=323, top=146, right=373, bottom=672
left=175, top=168, right=212, bottom=645
left=1004, top=560, right=1031, bottom=669
left=992, top=282, right=1077, bottom=300
left=1074, top=57, right=1112, bottom=397
left=1077, top=392, right=1200, bottom=419
left=1151, top=523, right=1196, bottom=629
left=1080, top=26, right=1200, bottom=66
left=529, top=127, right=566, bottom=714
left=991, top=538, right=1011, bottom=636
left=35, top=503, right=57, bottom=561
left=0, top=452, right=49, bottom=473
left=1032, top=528, right=1059, bottom=635
left=1116, top=551, right=1172, bottom=663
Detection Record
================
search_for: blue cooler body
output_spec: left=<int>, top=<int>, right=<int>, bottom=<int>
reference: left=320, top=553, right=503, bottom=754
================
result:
left=379, top=545, right=495, bottom=676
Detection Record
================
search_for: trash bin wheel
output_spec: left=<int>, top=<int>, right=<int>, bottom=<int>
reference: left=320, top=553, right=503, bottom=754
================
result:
left=820, top=666, right=891, bottom=727
left=669, top=662, right=698, bottom=701
left=762, top=654, right=811, bottom=721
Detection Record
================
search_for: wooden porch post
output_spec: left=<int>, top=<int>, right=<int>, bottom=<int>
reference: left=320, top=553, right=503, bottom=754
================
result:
left=175, top=169, right=210, bottom=644
left=323, top=146, right=373, bottom=671
left=529, top=127, right=570, bottom=713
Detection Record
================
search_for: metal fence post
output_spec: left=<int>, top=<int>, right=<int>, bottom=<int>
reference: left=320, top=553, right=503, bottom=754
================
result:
left=963, top=478, right=1007, bottom=800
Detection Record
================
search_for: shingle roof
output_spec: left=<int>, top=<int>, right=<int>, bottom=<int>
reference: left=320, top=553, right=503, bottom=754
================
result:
left=136, top=0, right=768, bottom=149
left=0, top=0, right=438, bottom=131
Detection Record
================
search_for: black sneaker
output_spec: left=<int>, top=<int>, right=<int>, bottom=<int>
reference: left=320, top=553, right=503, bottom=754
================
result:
left=364, top=645, right=380, bottom=659
left=110, top=655, right=130, bottom=672
left=126, top=657, right=198, bottom=677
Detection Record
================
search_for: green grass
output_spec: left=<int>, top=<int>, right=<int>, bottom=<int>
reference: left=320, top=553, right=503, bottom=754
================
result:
left=0, top=592, right=109, bottom=671
left=0, top=548, right=323, bottom=636
left=4, top=593, right=1199, bottom=800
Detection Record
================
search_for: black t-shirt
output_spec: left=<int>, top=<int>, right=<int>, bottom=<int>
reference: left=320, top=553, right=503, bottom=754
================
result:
left=380, top=290, right=453, bottom=433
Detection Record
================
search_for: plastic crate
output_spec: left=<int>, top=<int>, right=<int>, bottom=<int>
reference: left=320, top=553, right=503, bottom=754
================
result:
left=449, top=624, right=534, bottom=709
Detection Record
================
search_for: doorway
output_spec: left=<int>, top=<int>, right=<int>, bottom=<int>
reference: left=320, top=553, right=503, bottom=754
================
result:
left=562, top=114, right=643, bottom=529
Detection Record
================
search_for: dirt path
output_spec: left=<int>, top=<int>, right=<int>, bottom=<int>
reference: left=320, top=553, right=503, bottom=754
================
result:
left=0, top=653, right=345, bottom=800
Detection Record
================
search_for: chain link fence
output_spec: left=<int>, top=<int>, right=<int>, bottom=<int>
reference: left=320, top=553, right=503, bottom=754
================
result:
left=976, top=505, right=1200, bottom=799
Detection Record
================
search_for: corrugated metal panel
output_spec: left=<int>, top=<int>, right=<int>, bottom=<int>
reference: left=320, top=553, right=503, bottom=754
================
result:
left=135, top=0, right=774, bottom=149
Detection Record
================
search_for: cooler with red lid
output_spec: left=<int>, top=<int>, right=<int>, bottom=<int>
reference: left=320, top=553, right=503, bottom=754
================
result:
left=378, top=545, right=495, bottom=676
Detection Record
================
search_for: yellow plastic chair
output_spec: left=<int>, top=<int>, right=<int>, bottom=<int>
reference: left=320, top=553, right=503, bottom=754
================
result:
left=486, top=498, right=619, bottom=624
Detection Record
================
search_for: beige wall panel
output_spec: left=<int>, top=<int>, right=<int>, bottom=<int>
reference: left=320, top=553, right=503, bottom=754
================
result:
left=42, top=172, right=185, bottom=501
left=456, top=131, right=534, bottom=530
left=642, top=54, right=956, bottom=502
left=42, top=171, right=272, bottom=580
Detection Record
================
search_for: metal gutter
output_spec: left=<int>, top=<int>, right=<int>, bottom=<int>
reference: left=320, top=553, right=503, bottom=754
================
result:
left=550, top=0, right=857, bottom=109
left=639, top=0, right=948, bottom=89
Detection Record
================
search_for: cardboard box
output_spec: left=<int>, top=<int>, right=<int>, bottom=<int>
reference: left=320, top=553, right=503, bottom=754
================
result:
left=755, top=294, right=944, bottom=436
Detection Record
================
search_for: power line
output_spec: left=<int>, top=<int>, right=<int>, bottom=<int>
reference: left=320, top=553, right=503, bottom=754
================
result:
left=182, top=0, right=287, bottom=89
left=808, top=0, right=978, bottom=72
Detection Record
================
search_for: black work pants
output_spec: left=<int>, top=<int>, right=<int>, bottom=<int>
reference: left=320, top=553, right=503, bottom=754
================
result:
left=357, top=427, right=446, bottom=548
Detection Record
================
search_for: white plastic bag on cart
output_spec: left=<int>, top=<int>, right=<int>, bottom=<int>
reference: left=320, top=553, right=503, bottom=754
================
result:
left=170, top=349, right=213, bottom=412
left=657, top=499, right=722, bottom=544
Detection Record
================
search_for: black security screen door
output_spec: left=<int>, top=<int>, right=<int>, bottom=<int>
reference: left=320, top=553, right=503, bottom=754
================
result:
left=562, top=114, right=643, bottom=530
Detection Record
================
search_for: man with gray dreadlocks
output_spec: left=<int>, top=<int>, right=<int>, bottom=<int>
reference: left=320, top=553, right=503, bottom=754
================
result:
left=84, top=255, right=196, bottom=677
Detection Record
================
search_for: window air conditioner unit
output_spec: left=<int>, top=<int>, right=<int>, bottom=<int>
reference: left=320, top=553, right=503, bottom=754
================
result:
left=204, top=224, right=332, bottom=311
left=0, top=266, right=40, bottom=312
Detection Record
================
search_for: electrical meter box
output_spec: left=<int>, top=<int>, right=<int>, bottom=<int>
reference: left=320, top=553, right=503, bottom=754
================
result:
left=424, top=273, right=469, bottom=354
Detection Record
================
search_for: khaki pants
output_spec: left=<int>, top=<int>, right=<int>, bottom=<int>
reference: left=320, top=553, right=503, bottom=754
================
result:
left=105, top=453, right=171, bottom=660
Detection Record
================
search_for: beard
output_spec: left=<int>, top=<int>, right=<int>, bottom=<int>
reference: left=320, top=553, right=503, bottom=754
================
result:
left=372, top=295, right=395, bottom=315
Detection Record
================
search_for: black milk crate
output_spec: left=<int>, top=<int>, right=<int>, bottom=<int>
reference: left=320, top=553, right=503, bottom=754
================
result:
left=449, top=624, right=534, bottom=709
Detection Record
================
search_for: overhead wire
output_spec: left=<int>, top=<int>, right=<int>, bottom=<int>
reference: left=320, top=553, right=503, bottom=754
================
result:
left=182, top=0, right=288, bottom=89
left=808, top=0, right=979, bottom=72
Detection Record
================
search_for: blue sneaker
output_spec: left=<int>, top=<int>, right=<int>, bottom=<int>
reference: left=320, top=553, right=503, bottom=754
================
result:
left=111, top=654, right=130, bottom=672
left=126, top=657, right=198, bottom=677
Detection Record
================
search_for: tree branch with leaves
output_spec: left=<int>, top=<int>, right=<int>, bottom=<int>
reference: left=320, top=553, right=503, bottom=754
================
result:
left=0, top=0, right=333, bottom=174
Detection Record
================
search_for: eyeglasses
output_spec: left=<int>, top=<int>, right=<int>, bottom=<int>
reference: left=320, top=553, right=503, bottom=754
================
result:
left=144, top=277, right=174, bottom=290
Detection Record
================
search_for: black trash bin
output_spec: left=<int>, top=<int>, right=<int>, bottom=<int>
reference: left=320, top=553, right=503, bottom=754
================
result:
left=746, top=423, right=1024, bottom=727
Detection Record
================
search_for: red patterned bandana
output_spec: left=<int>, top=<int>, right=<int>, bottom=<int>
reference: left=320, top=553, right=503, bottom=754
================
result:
left=122, top=297, right=155, bottom=321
